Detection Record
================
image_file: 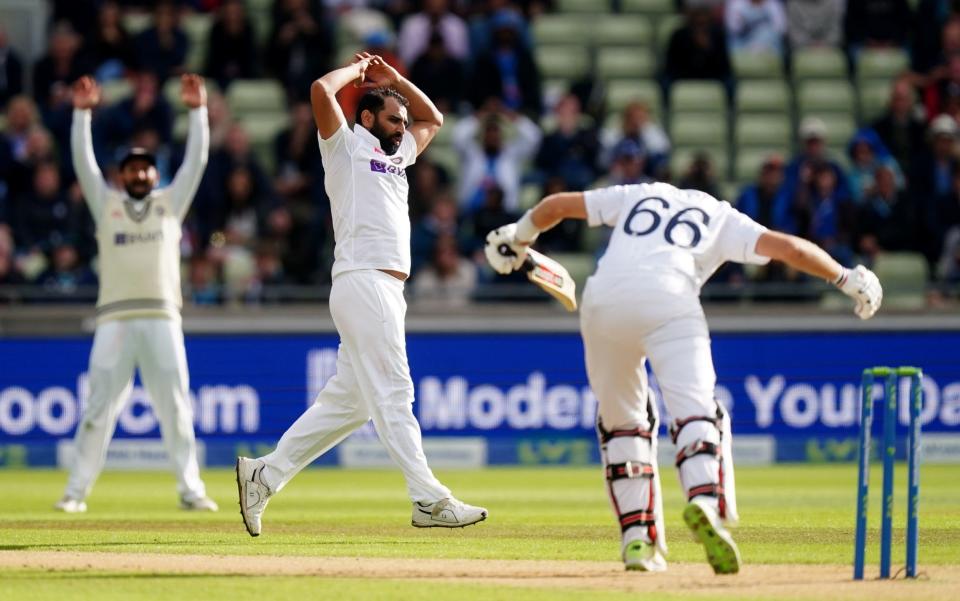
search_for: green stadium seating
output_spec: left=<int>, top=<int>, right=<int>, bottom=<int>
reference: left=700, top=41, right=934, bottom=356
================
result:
left=549, top=252, right=596, bottom=292
left=519, top=183, right=542, bottom=211
left=797, top=80, right=856, bottom=115
left=656, top=14, right=684, bottom=52
left=873, top=252, right=928, bottom=309
left=736, top=80, right=790, bottom=113
left=240, top=113, right=291, bottom=174
left=162, top=77, right=220, bottom=114
left=859, top=80, right=892, bottom=123
left=735, top=114, right=792, bottom=151
left=227, top=79, right=287, bottom=115
left=670, top=147, right=730, bottom=181
left=557, top=0, right=600, bottom=13
left=431, top=114, right=457, bottom=147
left=606, top=80, right=662, bottom=116
left=622, top=0, right=676, bottom=18
left=804, top=113, right=856, bottom=150
left=720, top=180, right=741, bottom=203
left=733, top=52, right=784, bottom=79
left=183, top=14, right=213, bottom=72
left=792, top=48, right=847, bottom=80
left=533, top=15, right=590, bottom=46
left=597, top=47, right=656, bottom=80
left=670, top=81, right=727, bottom=113
left=425, top=145, right=459, bottom=178
left=671, top=113, right=728, bottom=148
left=122, top=13, right=151, bottom=35
left=592, top=16, right=652, bottom=47
left=535, top=45, right=590, bottom=80
left=734, top=148, right=785, bottom=183
left=101, top=79, right=133, bottom=105
left=857, top=48, right=909, bottom=83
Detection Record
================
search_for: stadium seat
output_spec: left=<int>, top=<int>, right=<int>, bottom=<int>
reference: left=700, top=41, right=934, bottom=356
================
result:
left=734, top=148, right=783, bottom=183
left=519, top=183, right=542, bottom=211
left=622, top=0, right=676, bottom=19
left=426, top=145, right=459, bottom=178
left=592, top=16, right=652, bottom=47
left=557, top=0, right=599, bottom=12
left=859, top=80, right=892, bottom=122
left=163, top=77, right=220, bottom=113
left=656, top=14, right=684, bottom=52
left=533, top=15, right=591, bottom=46
left=549, top=252, right=595, bottom=292
left=670, top=81, right=727, bottom=114
left=671, top=113, right=728, bottom=148
left=670, top=147, right=730, bottom=181
left=736, top=80, right=790, bottom=113
left=873, top=252, right=928, bottom=309
left=857, top=48, right=909, bottom=83
left=122, top=13, right=152, bottom=36
left=431, top=114, right=457, bottom=147
left=734, top=114, right=792, bottom=151
left=239, top=113, right=290, bottom=174
left=100, top=79, right=133, bottom=105
left=733, top=52, right=784, bottom=79
left=797, top=80, right=856, bottom=115
left=719, top=180, right=741, bottom=203
left=597, top=48, right=656, bottom=80
left=606, top=80, right=662, bottom=117
left=227, top=79, right=287, bottom=115
left=183, top=14, right=213, bottom=72
left=803, top=113, right=856, bottom=150
left=792, top=48, right=847, bottom=80
left=535, top=45, right=590, bottom=80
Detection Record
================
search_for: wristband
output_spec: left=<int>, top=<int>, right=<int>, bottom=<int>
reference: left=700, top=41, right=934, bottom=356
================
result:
left=515, top=210, right=541, bottom=244
left=833, top=267, right=849, bottom=288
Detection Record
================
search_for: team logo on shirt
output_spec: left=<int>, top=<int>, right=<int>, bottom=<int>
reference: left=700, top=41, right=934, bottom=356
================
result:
left=370, top=159, right=406, bottom=178
left=390, top=157, right=403, bottom=165
left=156, top=206, right=166, bottom=216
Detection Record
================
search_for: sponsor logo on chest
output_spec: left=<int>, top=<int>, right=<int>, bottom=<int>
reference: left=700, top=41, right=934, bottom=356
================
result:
left=369, top=158, right=406, bottom=179
left=114, top=230, right=164, bottom=246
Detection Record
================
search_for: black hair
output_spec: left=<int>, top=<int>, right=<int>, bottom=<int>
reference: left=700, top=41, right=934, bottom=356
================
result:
left=354, top=88, right=409, bottom=126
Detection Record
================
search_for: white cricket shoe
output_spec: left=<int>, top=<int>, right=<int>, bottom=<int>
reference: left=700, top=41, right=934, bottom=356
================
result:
left=623, top=540, right=667, bottom=572
left=411, top=497, right=488, bottom=528
left=54, top=496, right=87, bottom=513
left=683, top=497, right=741, bottom=575
left=180, top=495, right=219, bottom=511
left=236, top=456, right=271, bottom=536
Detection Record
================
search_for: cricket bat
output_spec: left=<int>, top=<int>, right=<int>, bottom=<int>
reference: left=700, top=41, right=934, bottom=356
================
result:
left=499, top=245, right=577, bottom=311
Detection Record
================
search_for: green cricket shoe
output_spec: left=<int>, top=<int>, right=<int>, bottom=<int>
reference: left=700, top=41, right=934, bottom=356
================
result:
left=623, top=540, right=667, bottom=572
left=683, top=498, right=741, bottom=575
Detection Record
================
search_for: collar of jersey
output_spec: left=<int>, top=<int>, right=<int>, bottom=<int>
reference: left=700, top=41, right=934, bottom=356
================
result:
left=353, top=123, right=387, bottom=154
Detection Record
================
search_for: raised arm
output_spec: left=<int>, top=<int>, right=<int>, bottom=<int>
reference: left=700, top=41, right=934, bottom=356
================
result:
left=311, top=55, right=373, bottom=139
left=70, top=76, right=107, bottom=223
left=755, top=230, right=883, bottom=319
left=168, top=74, right=209, bottom=220
left=362, top=56, right=443, bottom=155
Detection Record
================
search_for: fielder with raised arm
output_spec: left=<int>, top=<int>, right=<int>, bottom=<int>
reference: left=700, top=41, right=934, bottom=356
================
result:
left=236, top=54, right=487, bottom=536
left=485, top=182, right=882, bottom=573
left=56, top=74, right=217, bottom=513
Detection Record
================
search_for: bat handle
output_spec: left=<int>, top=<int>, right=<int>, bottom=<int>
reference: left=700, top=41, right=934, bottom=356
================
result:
left=498, top=243, right=535, bottom=272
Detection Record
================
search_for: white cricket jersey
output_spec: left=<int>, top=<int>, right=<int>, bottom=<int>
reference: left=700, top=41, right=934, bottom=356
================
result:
left=584, top=182, right=770, bottom=291
left=71, top=107, right=209, bottom=323
left=318, top=123, right=418, bottom=279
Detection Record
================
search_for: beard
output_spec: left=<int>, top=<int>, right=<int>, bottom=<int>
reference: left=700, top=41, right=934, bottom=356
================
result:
left=370, top=121, right=403, bottom=155
left=124, top=182, right=152, bottom=199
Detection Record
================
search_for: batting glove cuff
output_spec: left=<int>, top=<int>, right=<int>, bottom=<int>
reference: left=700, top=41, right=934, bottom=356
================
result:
left=515, top=210, right=541, bottom=245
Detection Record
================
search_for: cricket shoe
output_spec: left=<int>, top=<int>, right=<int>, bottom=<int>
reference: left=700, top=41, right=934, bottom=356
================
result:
left=53, top=496, right=87, bottom=513
left=683, top=497, right=741, bottom=575
left=411, top=497, right=488, bottom=528
left=180, top=495, right=219, bottom=511
left=236, top=456, right=271, bottom=536
left=623, top=540, right=667, bottom=572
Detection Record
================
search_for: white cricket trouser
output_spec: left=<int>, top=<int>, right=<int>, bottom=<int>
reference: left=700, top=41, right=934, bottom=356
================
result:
left=64, top=318, right=207, bottom=501
left=581, top=271, right=734, bottom=536
left=259, top=269, right=451, bottom=503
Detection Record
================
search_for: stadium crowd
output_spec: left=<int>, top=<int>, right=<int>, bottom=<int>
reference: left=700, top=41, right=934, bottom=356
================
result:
left=0, top=0, right=959, bottom=306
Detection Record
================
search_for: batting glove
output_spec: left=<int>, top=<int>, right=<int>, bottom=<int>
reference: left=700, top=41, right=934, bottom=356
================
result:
left=835, top=265, right=883, bottom=320
left=484, top=224, right=527, bottom=275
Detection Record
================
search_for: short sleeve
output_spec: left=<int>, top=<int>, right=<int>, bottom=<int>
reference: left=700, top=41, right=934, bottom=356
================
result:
left=584, top=185, right=630, bottom=227
left=399, top=130, right=418, bottom=166
left=317, top=123, right=361, bottom=158
left=715, top=203, right=771, bottom=265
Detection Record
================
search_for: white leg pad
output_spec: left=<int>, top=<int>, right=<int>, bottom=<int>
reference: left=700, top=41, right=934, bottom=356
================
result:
left=674, top=420, right=721, bottom=514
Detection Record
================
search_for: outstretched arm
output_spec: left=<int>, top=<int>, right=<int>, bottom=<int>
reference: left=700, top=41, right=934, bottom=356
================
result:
left=484, top=192, right=587, bottom=274
left=361, top=56, right=443, bottom=155
left=311, top=55, right=373, bottom=139
left=168, top=74, right=209, bottom=221
left=70, top=76, right=107, bottom=223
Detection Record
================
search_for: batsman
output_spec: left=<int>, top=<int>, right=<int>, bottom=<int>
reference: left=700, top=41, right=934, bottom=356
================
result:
left=485, top=182, right=883, bottom=573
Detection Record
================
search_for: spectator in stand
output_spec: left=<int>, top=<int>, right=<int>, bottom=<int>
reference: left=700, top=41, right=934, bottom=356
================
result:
left=463, top=185, right=520, bottom=254
left=0, top=225, right=27, bottom=295
left=267, top=0, right=335, bottom=101
left=467, top=1, right=534, bottom=57
left=14, top=161, right=86, bottom=256
left=411, top=193, right=462, bottom=275
left=913, top=0, right=960, bottom=75
left=1, top=97, right=51, bottom=201
left=49, top=0, right=98, bottom=39
left=856, top=164, right=918, bottom=262
left=452, top=102, right=541, bottom=213
left=737, top=153, right=787, bottom=228
left=220, top=166, right=273, bottom=251
left=872, top=77, right=927, bottom=176
left=936, top=162, right=960, bottom=284
left=846, top=128, right=905, bottom=205
left=534, top=94, right=599, bottom=191
left=471, top=9, right=542, bottom=117
left=412, top=234, right=477, bottom=308
left=99, top=71, right=174, bottom=151
left=36, top=242, right=97, bottom=298
left=785, top=0, right=845, bottom=50
left=33, top=22, right=87, bottom=117
left=410, top=32, right=465, bottom=113
left=134, top=0, right=189, bottom=83
left=782, top=117, right=851, bottom=208
left=188, top=252, right=222, bottom=305
left=84, top=1, right=136, bottom=82
left=601, top=100, right=670, bottom=177
left=665, top=6, right=732, bottom=86
left=0, top=26, right=24, bottom=109
left=913, top=114, right=960, bottom=272
left=789, top=161, right=856, bottom=263
left=725, top=0, right=787, bottom=56
left=924, top=53, right=960, bottom=120
left=274, top=102, right=320, bottom=201
left=408, top=153, right=451, bottom=219
left=677, top=151, right=722, bottom=198
left=597, top=139, right=650, bottom=187
left=205, top=0, right=259, bottom=90
left=205, top=90, right=233, bottom=151
left=844, top=0, right=913, bottom=54
left=397, top=0, right=469, bottom=66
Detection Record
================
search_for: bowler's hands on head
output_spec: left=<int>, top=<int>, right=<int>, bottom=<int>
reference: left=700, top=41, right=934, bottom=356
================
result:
left=350, top=52, right=375, bottom=88
left=836, top=265, right=883, bottom=320
left=71, top=76, right=100, bottom=110
left=359, top=55, right=400, bottom=88
left=180, top=73, right=207, bottom=109
left=484, top=224, right=527, bottom=275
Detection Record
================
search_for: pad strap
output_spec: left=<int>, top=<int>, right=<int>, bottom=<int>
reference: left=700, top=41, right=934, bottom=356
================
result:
left=675, top=440, right=720, bottom=468
left=669, top=414, right=719, bottom=444
left=687, top=482, right=724, bottom=500
left=598, top=423, right=653, bottom=444
left=618, top=509, right=656, bottom=532
left=605, top=461, right=655, bottom=482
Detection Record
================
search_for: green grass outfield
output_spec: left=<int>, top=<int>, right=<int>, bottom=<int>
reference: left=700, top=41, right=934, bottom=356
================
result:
left=1, top=464, right=958, bottom=600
